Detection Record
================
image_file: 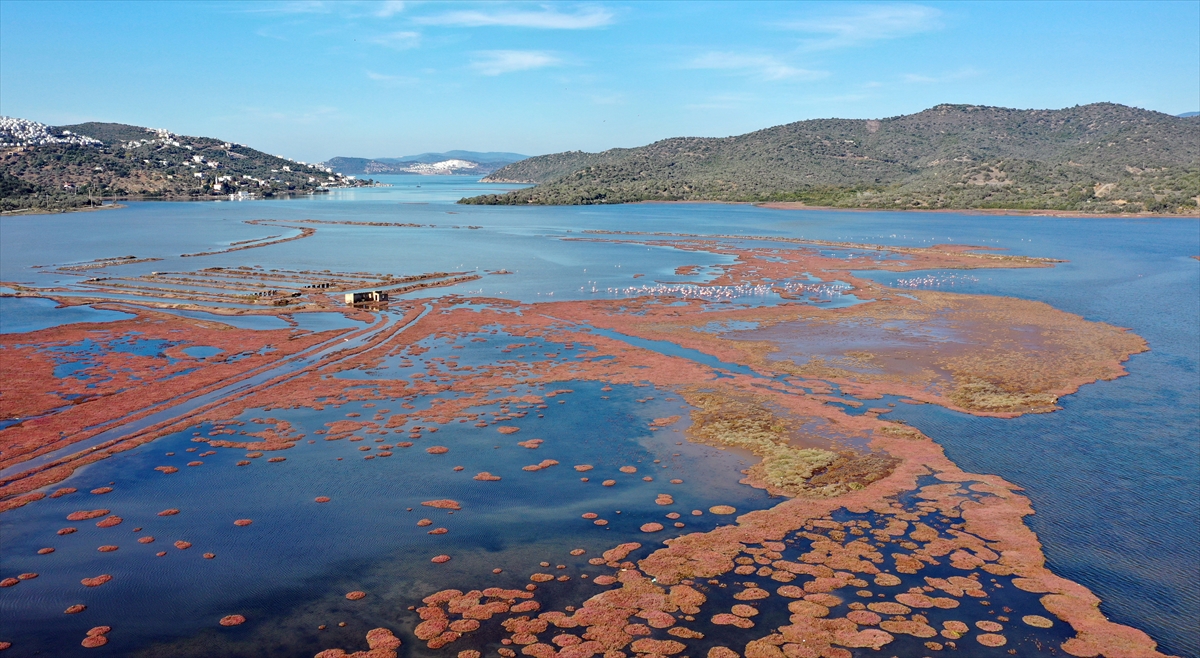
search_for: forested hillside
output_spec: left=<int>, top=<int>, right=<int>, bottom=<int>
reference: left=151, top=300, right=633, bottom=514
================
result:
left=465, top=103, right=1200, bottom=214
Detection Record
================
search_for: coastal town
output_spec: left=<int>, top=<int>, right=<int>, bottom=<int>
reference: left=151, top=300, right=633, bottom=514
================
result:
left=0, top=116, right=371, bottom=211
left=0, top=116, right=102, bottom=148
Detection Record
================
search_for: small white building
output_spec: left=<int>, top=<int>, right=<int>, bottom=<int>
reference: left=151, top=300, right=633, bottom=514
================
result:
left=345, top=291, right=389, bottom=305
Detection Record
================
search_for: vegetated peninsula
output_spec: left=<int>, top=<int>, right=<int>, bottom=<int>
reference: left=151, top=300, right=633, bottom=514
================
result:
left=463, top=103, right=1200, bottom=214
left=0, top=117, right=372, bottom=213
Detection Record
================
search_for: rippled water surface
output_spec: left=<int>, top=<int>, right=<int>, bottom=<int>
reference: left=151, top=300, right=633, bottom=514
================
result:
left=1, top=176, right=1197, bottom=656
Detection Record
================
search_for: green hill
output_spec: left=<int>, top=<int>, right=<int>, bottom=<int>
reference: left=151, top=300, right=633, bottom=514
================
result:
left=464, top=103, right=1200, bottom=214
left=1, top=119, right=369, bottom=212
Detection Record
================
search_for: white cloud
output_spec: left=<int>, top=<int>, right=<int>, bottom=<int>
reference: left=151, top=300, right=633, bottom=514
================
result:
left=417, top=6, right=614, bottom=29
left=685, top=93, right=759, bottom=110
left=375, top=1, right=405, bottom=18
left=241, top=1, right=405, bottom=17
left=591, top=92, right=626, bottom=105
left=368, top=30, right=421, bottom=49
left=242, top=105, right=341, bottom=124
left=687, top=52, right=828, bottom=82
left=366, top=70, right=419, bottom=86
left=470, top=50, right=560, bottom=75
left=785, top=4, right=942, bottom=49
left=241, top=1, right=333, bottom=14
left=901, top=67, right=981, bottom=84
left=255, top=26, right=289, bottom=41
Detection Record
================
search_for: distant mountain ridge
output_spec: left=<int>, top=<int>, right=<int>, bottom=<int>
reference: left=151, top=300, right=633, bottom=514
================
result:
left=324, top=151, right=527, bottom=176
left=1, top=117, right=368, bottom=212
left=384, top=150, right=528, bottom=164
left=465, top=103, right=1199, bottom=214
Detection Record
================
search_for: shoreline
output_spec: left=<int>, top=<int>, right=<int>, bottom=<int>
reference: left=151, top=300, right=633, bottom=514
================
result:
left=629, top=199, right=1200, bottom=219
left=0, top=187, right=369, bottom=217
left=0, top=203, right=125, bottom=217
left=10, top=194, right=1196, bottom=220
left=756, top=200, right=1200, bottom=219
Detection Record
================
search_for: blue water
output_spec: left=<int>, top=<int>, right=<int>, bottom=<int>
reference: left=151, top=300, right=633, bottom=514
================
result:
left=182, top=346, right=223, bottom=359
left=584, top=325, right=760, bottom=377
left=0, top=297, right=135, bottom=334
left=38, top=335, right=182, bottom=382
left=0, top=180, right=1196, bottom=655
left=163, top=309, right=292, bottom=331
left=0, top=178, right=874, bottom=306
left=333, top=328, right=601, bottom=381
left=695, top=320, right=762, bottom=333
left=0, top=383, right=776, bottom=657
left=291, top=312, right=369, bottom=333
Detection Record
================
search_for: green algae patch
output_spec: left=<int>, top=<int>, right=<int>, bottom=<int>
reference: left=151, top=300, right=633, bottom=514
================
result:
left=949, top=378, right=1059, bottom=414
left=685, top=388, right=894, bottom=497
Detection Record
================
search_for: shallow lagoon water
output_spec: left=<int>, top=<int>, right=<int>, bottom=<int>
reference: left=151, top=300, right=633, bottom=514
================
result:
left=850, top=222, right=1199, bottom=656
left=0, top=382, right=776, bottom=656
left=162, top=309, right=292, bottom=331
left=0, top=297, right=135, bottom=334
left=1, top=177, right=1197, bottom=655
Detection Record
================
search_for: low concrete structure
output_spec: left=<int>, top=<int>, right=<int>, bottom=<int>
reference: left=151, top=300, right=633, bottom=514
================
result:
left=345, top=290, right=389, bottom=304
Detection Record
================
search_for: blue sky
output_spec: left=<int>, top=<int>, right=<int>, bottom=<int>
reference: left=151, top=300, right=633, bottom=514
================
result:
left=2, top=1, right=1197, bottom=162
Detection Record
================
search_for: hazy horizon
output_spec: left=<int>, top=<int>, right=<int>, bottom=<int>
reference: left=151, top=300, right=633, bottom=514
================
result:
left=1, top=1, right=1197, bottom=163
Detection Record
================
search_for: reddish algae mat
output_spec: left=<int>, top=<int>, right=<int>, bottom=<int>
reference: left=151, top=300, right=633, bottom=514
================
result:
left=0, top=227, right=1174, bottom=658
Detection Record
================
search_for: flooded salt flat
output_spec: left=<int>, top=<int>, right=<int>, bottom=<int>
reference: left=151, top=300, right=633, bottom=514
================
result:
left=0, top=177, right=948, bottom=308
left=850, top=228, right=1200, bottom=657
left=1, top=176, right=1197, bottom=656
left=0, top=382, right=777, bottom=657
